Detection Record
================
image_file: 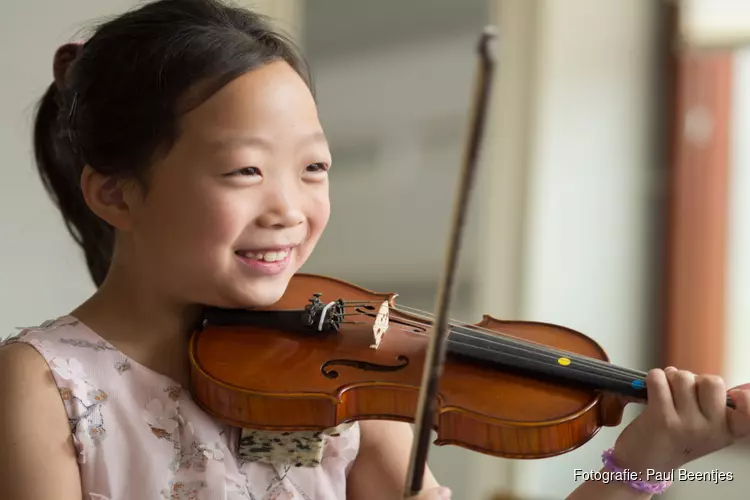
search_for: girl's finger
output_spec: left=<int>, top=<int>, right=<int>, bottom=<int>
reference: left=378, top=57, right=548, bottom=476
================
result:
left=695, top=375, right=726, bottom=422
left=725, top=383, right=749, bottom=413
left=667, top=369, right=700, bottom=416
left=646, top=368, right=677, bottom=421
left=727, top=388, right=750, bottom=438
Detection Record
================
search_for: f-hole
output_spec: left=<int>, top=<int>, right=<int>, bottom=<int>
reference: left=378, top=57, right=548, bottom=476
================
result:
left=321, top=355, right=410, bottom=379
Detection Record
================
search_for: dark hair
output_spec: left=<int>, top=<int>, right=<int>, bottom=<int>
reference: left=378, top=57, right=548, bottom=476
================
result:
left=33, top=0, right=312, bottom=287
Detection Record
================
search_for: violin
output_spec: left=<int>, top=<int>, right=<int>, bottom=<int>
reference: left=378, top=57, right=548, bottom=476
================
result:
left=190, top=273, right=645, bottom=458
left=188, top=275, right=736, bottom=480
left=188, top=27, right=735, bottom=498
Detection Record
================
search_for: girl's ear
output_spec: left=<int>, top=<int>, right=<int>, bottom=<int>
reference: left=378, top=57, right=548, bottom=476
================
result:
left=80, top=165, right=138, bottom=231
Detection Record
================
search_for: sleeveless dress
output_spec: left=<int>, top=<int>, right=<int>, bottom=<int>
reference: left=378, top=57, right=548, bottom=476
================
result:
left=2, top=316, right=360, bottom=500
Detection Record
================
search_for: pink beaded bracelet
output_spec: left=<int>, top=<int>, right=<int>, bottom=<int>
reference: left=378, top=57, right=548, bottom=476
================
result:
left=601, top=448, right=673, bottom=494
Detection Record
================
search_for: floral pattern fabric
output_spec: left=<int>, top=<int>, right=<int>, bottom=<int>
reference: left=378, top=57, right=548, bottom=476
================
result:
left=2, top=316, right=360, bottom=500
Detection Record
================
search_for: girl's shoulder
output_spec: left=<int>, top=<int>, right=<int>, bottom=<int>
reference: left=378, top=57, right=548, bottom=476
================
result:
left=0, top=316, right=92, bottom=390
left=1, top=316, right=128, bottom=460
left=2, top=315, right=129, bottom=394
left=0, top=319, right=89, bottom=499
left=2, top=315, right=105, bottom=359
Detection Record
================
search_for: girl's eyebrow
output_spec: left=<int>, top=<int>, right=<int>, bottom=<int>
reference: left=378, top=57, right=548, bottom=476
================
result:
left=212, top=131, right=328, bottom=151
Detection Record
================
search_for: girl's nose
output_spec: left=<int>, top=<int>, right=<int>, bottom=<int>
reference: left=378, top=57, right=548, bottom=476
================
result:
left=256, top=185, right=305, bottom=229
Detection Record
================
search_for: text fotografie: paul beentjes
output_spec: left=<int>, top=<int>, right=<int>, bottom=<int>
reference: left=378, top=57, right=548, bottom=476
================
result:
left=573, top=468, right=733, bottom=484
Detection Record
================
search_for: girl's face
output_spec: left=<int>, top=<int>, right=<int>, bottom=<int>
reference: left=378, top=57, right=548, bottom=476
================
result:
left=125, top=61, right=331, bottom=308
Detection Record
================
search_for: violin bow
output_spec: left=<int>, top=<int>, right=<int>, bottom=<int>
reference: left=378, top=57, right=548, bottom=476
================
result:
left=403, top=27, right=498, bottom=498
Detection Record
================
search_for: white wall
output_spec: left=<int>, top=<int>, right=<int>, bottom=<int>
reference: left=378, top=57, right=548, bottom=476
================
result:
left=508, top=0, right=661, bottom=497
left=0, top=0, right=137, bottom=337
left=681, top=0, right=750, bottom=47
left=725, top=48, right=750, bottom=397
left=300, top=31, right=483, bottom=287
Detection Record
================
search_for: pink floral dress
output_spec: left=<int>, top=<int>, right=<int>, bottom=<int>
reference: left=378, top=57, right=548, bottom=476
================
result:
left=3, top=316, right=360, bottom=500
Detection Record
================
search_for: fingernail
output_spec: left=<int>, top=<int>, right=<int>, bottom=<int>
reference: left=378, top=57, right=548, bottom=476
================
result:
left=439, top=487, right=452, bottom=499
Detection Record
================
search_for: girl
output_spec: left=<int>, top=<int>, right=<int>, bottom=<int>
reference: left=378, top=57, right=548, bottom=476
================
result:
left=0, top=1, right=748, bottom=499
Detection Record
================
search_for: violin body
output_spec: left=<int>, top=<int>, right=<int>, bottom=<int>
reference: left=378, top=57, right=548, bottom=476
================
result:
left=189, top=273, right=627, bottom=460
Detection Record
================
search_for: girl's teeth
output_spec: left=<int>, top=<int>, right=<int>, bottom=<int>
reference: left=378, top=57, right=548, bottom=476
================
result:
left=262, top=252, right=280, bottom=262
left=242, top=249, right=290, bottom=262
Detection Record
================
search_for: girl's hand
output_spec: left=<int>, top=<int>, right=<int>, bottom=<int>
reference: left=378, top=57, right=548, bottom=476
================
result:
left=406, top=486, right=452, bottom=499
left=612, top=367, right=750, bottom=475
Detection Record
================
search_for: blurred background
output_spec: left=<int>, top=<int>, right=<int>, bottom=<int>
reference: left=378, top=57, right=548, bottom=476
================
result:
left=2, top=0, right=750, bottom=498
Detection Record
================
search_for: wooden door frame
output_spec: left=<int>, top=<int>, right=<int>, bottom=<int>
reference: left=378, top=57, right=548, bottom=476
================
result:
left=661, top=1, right=734, bottom=375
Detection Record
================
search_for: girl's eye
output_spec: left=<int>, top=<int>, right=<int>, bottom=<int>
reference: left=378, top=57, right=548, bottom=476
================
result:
left=306, top=163, right=329, bottom=173
left=228, top=167, right=261, bottom=177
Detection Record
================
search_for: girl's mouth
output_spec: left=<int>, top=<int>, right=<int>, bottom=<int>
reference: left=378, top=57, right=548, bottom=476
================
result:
left=235, top=248, right=291, bottom=262
left=234, top=247, right=294, bottom=275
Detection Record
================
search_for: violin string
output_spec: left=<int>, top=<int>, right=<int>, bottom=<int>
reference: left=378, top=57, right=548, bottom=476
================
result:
left=364, top=303, right=648, bottom=385
left=444, top=335, right=639, bottom=391
left=339, top=300, right=604, bottom=374
left=388, top=303, right=646, bottom=376
left=340, top=300, right=391, bottom=305
left=329, top=299, right=645, bottom=387
left=376, top=317, right=643, bottom=392
left=332, top=302, right=733, bottom=408
left=390, top=303, right=648, bottom=383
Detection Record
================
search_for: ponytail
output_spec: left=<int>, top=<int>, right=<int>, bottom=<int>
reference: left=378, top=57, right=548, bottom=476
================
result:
left=32, top=81, right=113, bottom=287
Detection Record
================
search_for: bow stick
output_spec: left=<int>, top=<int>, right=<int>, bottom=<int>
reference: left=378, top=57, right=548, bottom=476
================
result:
left=403, top=27, right=498, bottom=498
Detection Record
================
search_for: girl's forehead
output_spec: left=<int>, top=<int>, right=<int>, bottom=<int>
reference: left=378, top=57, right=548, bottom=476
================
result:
left=178, top=63, right=321, bottom=143
left=190, top=63, right=314, bottom=116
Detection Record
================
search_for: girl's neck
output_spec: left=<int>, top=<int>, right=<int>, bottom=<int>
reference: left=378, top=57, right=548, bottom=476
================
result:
left=71, top=266, right=202, bottom=387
